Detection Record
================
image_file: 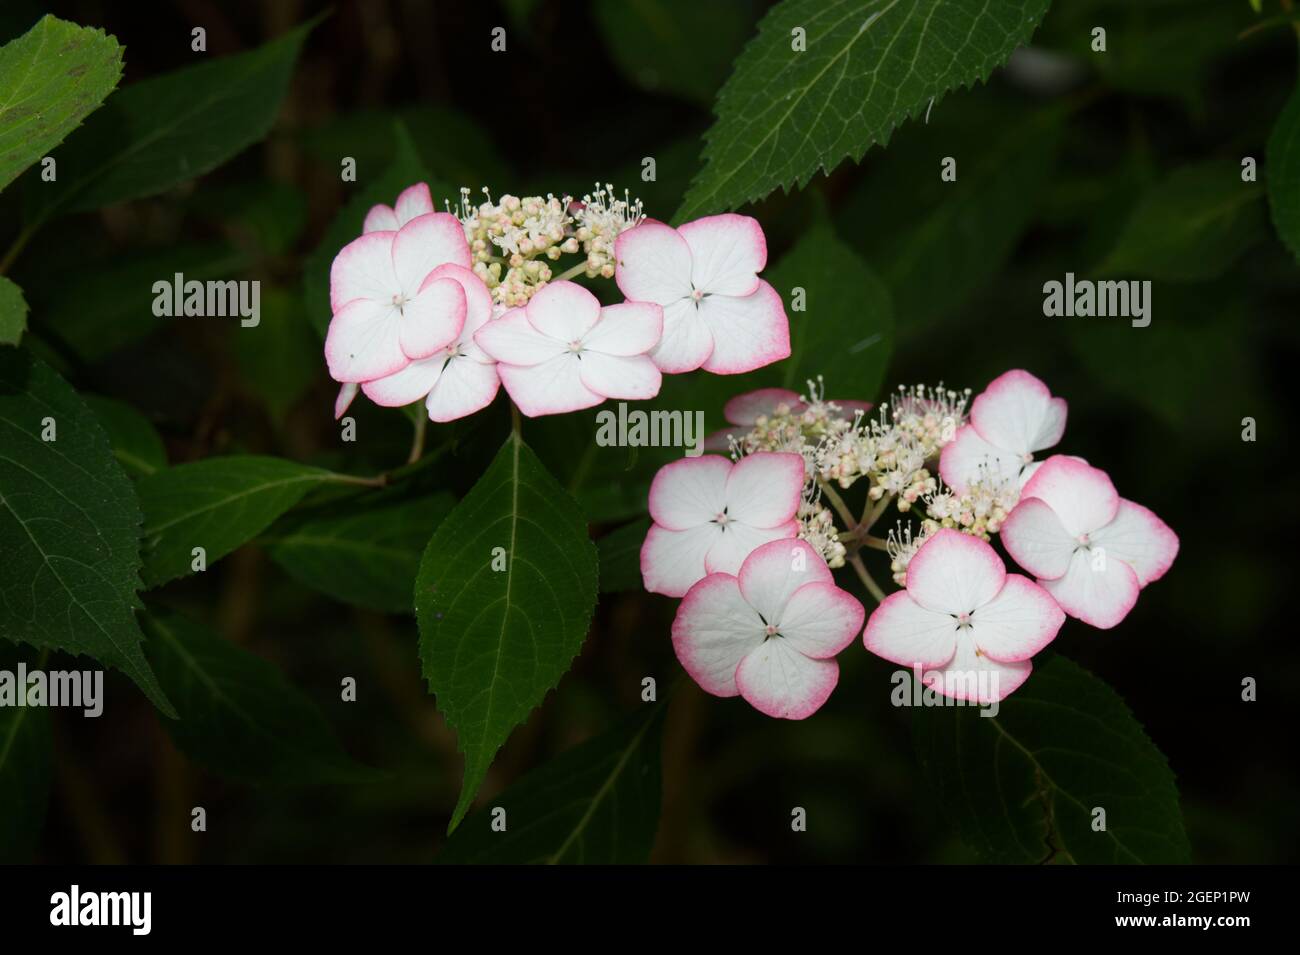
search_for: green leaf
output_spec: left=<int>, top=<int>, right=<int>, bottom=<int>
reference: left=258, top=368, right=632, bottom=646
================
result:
left=1099, top=160, right=1266, bottom=280
left=142, top=609, right=372, bottom=786
left=0, top=350, right=172, bottom=714
left=1267, top=80, right=1300, bottom=265
left=912, top=654, right=1191, bottom=864
left=675, top=0, right=1051, bottom=221
left=0, top=14, right=122, bottom=193
left=0, top=644, right=53, bottom=862
left=597, top=518, right=651, bottom=594
left=592, top=0, right=752, bottom=106
left=304, top=121, right=450, bottom=337
left=437, top=704, right=667, bottom=863
left=25, top=17, right=317, bottom=222
left=416, top=433, right=598, bottom=831
left=84, top=394, right=166, bottom=476
left=0, top=275, right=26, bottom=346
left=264, top=489, right=455, bottom=613
left=234, top=288, right=319, bottom=422
left=138, top=455, right=336, bottom=588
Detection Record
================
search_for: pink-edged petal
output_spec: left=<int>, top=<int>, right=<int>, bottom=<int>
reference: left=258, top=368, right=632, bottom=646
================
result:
left=938, top=424, right=1022, bottom=496
left=1089, top=499, right=1179, bottom=587
left=324, top=298, right=406, bottom=383
left=577, top=352, right=661, bottom=401
left=702, top=428, right=735, bottom=452
left=646, top=455, right=731, bottom=529
left=671, top=573, right=764, bottom=696
left=698, top=281, right=790, bottom=375
left=399, top=277, right=466, bottom=360
left=969, top=575, right=1064, bottom=663
left=724, top=451, right=805, bottom=527
left=735, top=639, right=838, bottom=719
left=1040, top=548, right=1140, bottom=630
left=724, top=387, right=805, bottom=427
left=473, top=307, right=565, bottom=366
left=362, top=204, right=398, bottom=234
left=330, top=231, right=397, bottom=312
left=922, top=636, right=1032, bottom=704
left=862, top=591, right=959, bottom=668
left=704, top=519, right=798, bottom=577
left=391, top=213, right=472, bottom=297
left=425, top=357, right=500, bottom=423
left=525, top=280, right=601, bottom=342
left=497, top=354, right=602, bottom=417
left=334, top=382, right=359, bottom=419
left=649, top=299, right=714, bottom=373
left=426, top=263, right=494, bottom=332
left=580, top=301, right=663, bottom=356
left=677, top=213, right=766, bottom=297
left=394, top=182, right=434, bottom=224
left=643, top=523, right=723, bottom=598
left=969, top=369, right=1066, bottom=456
left=1000, top=496, right=1077, bottom=581
left=614, top=218, right=693, bottom=305
left=1020, top=455, right=1119, bottom=537
left=905, top=529, right=1007, bottom=616
left=736, top=538, right=833, bottom=624
left=777, top=581, right=864, bottom=659
left=361, top=355, right=445, bottom=407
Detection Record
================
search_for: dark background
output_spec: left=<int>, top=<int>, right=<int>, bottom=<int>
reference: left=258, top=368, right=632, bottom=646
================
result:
left=3, top=0, right=1297, bottom=864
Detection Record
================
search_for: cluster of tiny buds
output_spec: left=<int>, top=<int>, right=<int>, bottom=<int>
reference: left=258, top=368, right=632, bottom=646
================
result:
left=885, top=519, right=939, bottom=587
left=923, top=472, right=1019, bottom=540
left=451, top=183, right=643, bottom=308
left=798, top=493, right=847, bottom=569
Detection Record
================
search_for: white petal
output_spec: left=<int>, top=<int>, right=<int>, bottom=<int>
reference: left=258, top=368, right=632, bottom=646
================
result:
left=1040, top=548, right=1140, bottom=630
left=736, top=538, right=833, bottom=625
left=670, top=573, right=764, bottom=695
left=334, top=382, right=359, bottom=419
left=922, top=635, right=1032, bottom=704
left=677, top=213, right=766, bottom=297
left=1088, top=499, right=1180, bottom=587
left=969, top=575, right=1064, bottom=662
left=969, top=369, right=1066, bottom=456
left=723, top=451, right=805, bottom=528
left=649, top=298, right=714, bottom=373
left=938, top=424, right=1022, bottom=496
left=580, top=301, right=663, bottom=356
left=425, top=357, right=500, bottom=423
left=362, top=204, right=398, bottom=234
left=735, top=638, right=839, bottom=719
left=704, top=519, right=798, bottom=577
left=862, top=591, right=958, bottom=669
left=362, top=355, right=445, bottom=407
left=330, top=231, right=397, bottom=312
left=426, top=263, right=494, bottom=335
left=723, top=387, right=804, bottom=426
left=498, top=353, right=602, bottom=417
left=399, top=277, right=465, bottom=360
left=643, top=522, right=723, bottom=598
left=391, top=213, right=471, bottom=297
left=577, top=352, right=661, bottom=401
left=777, top=582, right=864, bottom=659
left=614, top=218, right=693, bottom=305
left=393, top=182, right=434, bottom=225
left=1019, top=455, right=1119, bottom=537
left=473, top=307, right=565, bottom=366
left=1000, top=496, right=1077, bottom=580
left=525, top=280, right=601, bottom=342
left=904, top=529, right=1006, bottom=616
left=697, top=281, right=790, bottom=375
left=324, top=298, right=406, bottom=383
left=647, top=455, right=731, bottom=529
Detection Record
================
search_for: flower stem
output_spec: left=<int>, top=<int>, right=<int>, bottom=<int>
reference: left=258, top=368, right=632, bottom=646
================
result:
left=847, top=553, right=887, bottom=604
left=407, top=412, right=427, bottom=465
left=863, top=535, right=890, bottom=552
left=554, top=260, right=591, bottom=282
left=817, top=479, right=858, bottom=532
left=860, top=493, right=892, bottom=531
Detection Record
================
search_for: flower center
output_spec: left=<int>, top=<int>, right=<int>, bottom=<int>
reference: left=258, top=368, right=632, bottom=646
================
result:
left=691, top=288, right=704, bottom=302
left=713, top=510, right=730, bottom=527
left=567, top=339, right=583, bottom=353
left=1021, top=451, right=1033, bottom=464
left=391, top=292, right=409, bottom=311
left=1077, top=532, right=1090, bottom=547
left=764, top=624, right=779, bottom=638
left=956, top=611, right=973, bottom=630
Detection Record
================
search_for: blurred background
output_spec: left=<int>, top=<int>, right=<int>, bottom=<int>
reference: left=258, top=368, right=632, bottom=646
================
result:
left=3, top=0, right=1297, bottom=863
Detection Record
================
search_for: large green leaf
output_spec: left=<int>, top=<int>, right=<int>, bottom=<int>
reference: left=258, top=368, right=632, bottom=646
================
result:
left=143, top=609, right=372, bottom=785
left=0, top=645, right=53, bottom=862
left=24, top=17, right=316, bottom=222
left=912, top=654, right=1190, bottom=864
left=1267, top=80, right=1300, bottom=265
left=1099, top=160, right=1265, bottom=280
left=0, top=14, right=122, bottom=193
left=0, top=275, right=26, bottom=346
left=416, top=433, right=599, bottom=831
left=438, top=704, right=667, bottom=863
left=264, top=489, right=455, bottom=613
left=84, top=394, right=166, bottom=477
left=0, top=350, right=172, bottom=713
left=675, top=0, right=1051, bottom=221
left=138, top=456, right=336, bottom=588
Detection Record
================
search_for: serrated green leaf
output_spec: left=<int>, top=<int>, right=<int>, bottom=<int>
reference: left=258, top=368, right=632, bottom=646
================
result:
left=597, top=518, right=651, bottom=594
left=1099, top=160, right=1265, bottom=280
left=24, top=17, right=317, bottom=222
left=143, top=609, right=373, bottom=786
left=416, top=433, right=598, bottom=832
left=0, top=275, right=26, bottom=346
left=138, top=455, right=336, bottom=588
left=438, top=704, right=667, bottom=863
left=0, top=644, right=53, bottom=862
left=675, top=0, right=1051, bottom=221
left=1267, top=80, right=1300, bottom=265
left=84, top=394, right=166, bottom=477
left=0, top=14, right=122, bottom=194
left=0, top=350, right=172, bottom=714
left=912, top=654, right=1190, bottom=864
left=264, top=489, right=455, bottom=613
